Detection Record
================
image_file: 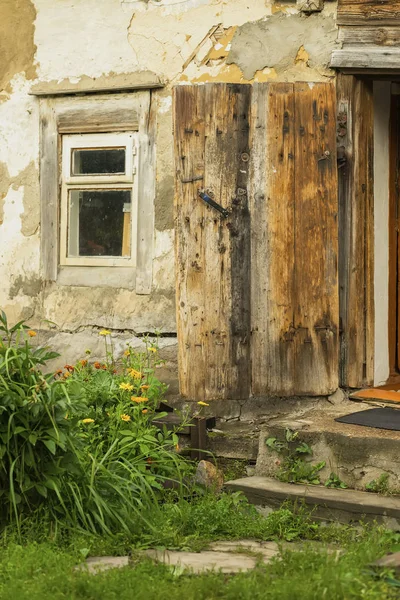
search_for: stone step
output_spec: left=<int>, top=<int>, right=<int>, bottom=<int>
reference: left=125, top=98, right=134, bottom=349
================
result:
left=255, top=404, right=400, bottom=491
left=225, top=476, right=400, bottom=527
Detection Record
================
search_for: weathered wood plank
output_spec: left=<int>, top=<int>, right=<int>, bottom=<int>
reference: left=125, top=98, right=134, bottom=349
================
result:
left=30, top=71, right=164, bottom=96
left=292, top=82, right=339, bottom=395
left=338, top=26, right=400, bottom=46
left=202, top=84, right=251, bottom=400
left=337, top=74, right=374, bottom=388
left=136, top=90, right=156, bottom=294
left=174, top=85, right=207, bottom=400
left=174, top=84, right=251, bottom=401
left=250, top=83, right=295, bottom=395
left=39, top=98, right=59, bottom=282
left=337, top=0, right=400, bottom=26
left=331, top=47, right=400, bottom=70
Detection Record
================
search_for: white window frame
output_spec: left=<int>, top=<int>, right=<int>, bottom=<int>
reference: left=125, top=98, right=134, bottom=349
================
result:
left=60, top=132, right=139, bottom=268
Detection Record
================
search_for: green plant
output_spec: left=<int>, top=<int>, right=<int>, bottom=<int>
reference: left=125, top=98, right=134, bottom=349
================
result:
left=0, top=311, right=83, bottom=529
left=266, top=429, right=325, bottom=485
left=325, top=472, right=348, bottom=489
left=50, top=331, right=195, bottom=537
left=366, top=473, right=390, bottom=494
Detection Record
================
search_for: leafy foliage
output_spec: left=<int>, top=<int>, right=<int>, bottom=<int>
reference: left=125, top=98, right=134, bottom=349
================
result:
left=325, top=472, right=348, bottom=489
left=366, top=473, right=390, bottom=495
left=0, top=311, right=83, bottom=527
left=0, top=312, right=192, bottom=537
left=266, top=429, right=325, bottom=485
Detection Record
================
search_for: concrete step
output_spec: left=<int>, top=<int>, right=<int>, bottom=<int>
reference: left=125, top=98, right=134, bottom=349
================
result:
left=206, top=421, right=259, bottom=460
left=255, top=403, right=400, bottom=491
left=225, top=476, right=400, bottom=528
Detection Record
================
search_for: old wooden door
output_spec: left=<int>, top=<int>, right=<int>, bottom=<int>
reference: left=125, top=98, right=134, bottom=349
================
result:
left=173, top=82, right=339, bottom=401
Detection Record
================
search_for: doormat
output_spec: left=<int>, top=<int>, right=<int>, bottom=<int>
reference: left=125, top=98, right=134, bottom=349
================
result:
left=350, top=388, right=400, bottom=406
left=335, top=407, right=400, bottom=431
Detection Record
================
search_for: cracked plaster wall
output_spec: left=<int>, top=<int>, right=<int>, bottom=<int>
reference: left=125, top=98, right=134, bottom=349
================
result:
left=0, top=0, right=338, bottom=383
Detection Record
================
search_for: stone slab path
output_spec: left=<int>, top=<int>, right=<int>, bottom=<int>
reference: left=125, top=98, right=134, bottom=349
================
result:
left=77, top=539, right=280, bottom=575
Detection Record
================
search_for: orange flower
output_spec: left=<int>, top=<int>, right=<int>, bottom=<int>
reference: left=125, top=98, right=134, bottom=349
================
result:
left=131, top=396, right=148, bottom=404
left=94, top=362, right=101, bottom=369
left=63, top=372, right=71, bottom=379
left=142, top=409, right=148, bottom=414
left=64, top=364, right=74, bottom=372
left=80, top=359, right=88, bottom=367
left=27, top=330, right=36, bottom=338
left=128, top=369, right=142, bottom=379
left=140, top=385, right=150, bottom=390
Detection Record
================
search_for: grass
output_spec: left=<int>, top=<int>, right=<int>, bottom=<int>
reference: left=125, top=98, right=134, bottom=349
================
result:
left=0, top=525, right=399, bottom=600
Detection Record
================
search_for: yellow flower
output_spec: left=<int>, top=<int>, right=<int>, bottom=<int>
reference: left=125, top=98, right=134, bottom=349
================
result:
left=128, top=369, right=142, bottom=379
left=99, top=329, right=111, bottom=336
left=124, top=350, right=131, bottom=357
left=131, top=396, right=148, bottom=404
left=148, top=347, right=157, bottom=353
left=197, top=401, right=209, bottom=406
left=27, top=330, right=37, bottom=338
left=121, top=414, right=131, bottom=422
left=82, top=418, right=95, bottom=424
left=119, top=382, right=134, bottom=391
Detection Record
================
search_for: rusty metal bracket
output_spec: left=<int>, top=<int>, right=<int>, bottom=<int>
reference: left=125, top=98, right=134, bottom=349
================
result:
left=198, top=189, right=229, bottom=218
left=181, top=175, right=204, bottom=184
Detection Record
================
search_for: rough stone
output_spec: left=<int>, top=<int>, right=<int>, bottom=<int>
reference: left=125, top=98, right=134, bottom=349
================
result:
left=143, top=547, right=275, bottom=573
left=226, top=476, right=400, bottom=527
left=195, top=460, right=224, bottom=491
left=75, top=556, right=129, bottom=574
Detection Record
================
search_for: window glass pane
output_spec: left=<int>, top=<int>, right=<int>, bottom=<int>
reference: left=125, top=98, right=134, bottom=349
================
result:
left=71, top=148, right=126, bottom=175
left=68, top=190, right=131, bottom=258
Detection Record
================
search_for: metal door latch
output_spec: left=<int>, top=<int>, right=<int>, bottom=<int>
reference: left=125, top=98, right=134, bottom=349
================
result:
left=198, top=189, right=229, bottom=218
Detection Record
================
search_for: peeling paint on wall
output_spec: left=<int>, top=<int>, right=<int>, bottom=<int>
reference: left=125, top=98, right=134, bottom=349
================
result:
left=0, top=0, right=37, bottom=99
left=227, top=13, right=336, bottom=80
left=0, top=161, right=39, bottom=236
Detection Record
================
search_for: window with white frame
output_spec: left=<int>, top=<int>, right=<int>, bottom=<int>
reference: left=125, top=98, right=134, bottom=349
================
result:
left=60, top=132, right=139, bottom=267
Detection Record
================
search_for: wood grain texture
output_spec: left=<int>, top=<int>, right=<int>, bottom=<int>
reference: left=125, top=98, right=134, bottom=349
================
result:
left=39, top=98, right=59, bottom=282
left=175, top=82, right=339, bottom=399
left=136, top=90, right=156, bottom=295
left=337, top=0, right=400, bottom=25
left=338, top=26, right=400, bottom=46
left=337, top=74, right=374, bottom=388
left=331, top=47, right=400, bottom=70
left=174, top=84, right=251, bottom=401
left=250, top=83, right=295, bottom=395
left=292, top=83, right=339, bottom=394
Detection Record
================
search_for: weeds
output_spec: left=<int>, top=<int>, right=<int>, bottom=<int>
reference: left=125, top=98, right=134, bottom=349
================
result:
left=325, top=472, right=348, bottom=489
left=366, top=473, right=390, bottom=494
left=266, top=429, right=325, bottom=485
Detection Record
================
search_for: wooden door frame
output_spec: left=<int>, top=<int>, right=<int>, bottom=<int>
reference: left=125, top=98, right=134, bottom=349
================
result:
left=389, top=93, right=400, bottom=381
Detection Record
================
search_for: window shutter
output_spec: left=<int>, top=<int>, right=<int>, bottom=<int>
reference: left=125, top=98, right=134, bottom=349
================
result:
left=173, top=84, right=252, bottom=401
left=174, top=82, right=338, bottom=400
left=337, top=74, right=374, bottom=388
